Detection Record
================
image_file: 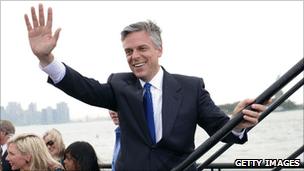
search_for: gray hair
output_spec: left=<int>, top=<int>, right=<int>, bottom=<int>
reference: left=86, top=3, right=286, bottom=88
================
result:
left=0, top=120, right=15, bottom=135
left=121, top=20, right=162, bottom=49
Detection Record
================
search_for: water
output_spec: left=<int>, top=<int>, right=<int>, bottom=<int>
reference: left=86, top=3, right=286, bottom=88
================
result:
left=15, top=110, right=303, bottom=167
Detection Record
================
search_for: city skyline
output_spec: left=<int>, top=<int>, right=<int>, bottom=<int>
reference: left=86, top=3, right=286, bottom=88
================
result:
left=1, top=101, right=70, bottom=125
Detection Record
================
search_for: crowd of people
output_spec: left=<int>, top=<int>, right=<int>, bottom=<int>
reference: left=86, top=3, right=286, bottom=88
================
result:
left=1, top=111, right=119, bottom=171
left=1, top=111, right=120, bottom=171
left=0, top=120, right=103, bottom=171
left=1, top=2, right=270, bottom=171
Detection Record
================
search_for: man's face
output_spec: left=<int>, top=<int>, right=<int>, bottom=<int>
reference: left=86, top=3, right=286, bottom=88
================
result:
left=109, top=110, right=119, bottom=125
left=0, top=131, right=5, bottom=145
left=123, top=31, right=162, bottom=82
left=0, top=131, right=12, bottom=145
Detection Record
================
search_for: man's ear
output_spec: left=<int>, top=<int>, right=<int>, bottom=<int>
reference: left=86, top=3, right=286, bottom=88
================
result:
left=157, top=46, right=163, bottom=58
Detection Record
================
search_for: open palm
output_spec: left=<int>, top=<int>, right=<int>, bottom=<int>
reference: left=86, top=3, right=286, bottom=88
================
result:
left=24, top=4, right=61, bottom=66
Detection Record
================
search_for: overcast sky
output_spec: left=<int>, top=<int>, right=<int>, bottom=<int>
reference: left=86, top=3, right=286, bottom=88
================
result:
left=1, top=1, right=303, bottom=119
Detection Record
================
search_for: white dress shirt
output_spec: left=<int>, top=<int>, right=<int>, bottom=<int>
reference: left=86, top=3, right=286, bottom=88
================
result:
left=1, top=144, right=7, bottom=156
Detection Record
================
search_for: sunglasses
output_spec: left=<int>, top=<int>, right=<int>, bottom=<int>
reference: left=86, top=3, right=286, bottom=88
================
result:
left=46, top=140, right=55, bottom=146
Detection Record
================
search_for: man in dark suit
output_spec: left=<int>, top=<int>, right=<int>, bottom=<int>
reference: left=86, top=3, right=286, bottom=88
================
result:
left=24, top=4, right=267, bottom=170
left=0, top=120, right=15, bottom=171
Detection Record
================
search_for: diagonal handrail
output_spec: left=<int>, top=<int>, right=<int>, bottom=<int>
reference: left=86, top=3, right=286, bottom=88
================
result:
left=172, top=58, right=304, bottom=171
left=271, top=145, right=304, bottom=171
left=197, top=77, right=304, bottom=170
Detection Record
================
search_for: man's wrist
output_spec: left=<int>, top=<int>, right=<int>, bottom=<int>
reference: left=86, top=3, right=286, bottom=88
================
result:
left=40, top=59, right=66, bottom=84
left=233, top=127, right=244, bottom=133
left=39, top=54, right=54, bottom=67
left=232, top=128, right=245, bottom=139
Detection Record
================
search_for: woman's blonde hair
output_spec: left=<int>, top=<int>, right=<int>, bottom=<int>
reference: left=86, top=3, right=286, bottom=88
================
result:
left=8, top=133, right=63, bottom=171
left=43, top=128, right=65, bottom=158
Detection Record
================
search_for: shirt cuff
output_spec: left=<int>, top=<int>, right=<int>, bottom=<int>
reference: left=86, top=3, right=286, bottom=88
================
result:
left=232, top=129, right=245, bottom=139
left=40, top=60, right=66, bottom=84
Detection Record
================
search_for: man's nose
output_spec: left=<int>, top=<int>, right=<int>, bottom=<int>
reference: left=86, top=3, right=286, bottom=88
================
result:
left=131, top=49, right=140, bottom=59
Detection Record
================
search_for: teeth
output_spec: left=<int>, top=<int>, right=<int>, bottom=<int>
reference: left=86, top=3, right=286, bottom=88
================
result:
left=134, top=62, right=145, bottom=67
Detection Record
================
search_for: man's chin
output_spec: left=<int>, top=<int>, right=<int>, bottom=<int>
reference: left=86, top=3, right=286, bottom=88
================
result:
left=134, top=72, right=144, bottom=79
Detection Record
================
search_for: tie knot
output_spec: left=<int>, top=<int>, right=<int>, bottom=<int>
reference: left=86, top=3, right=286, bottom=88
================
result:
left=144, top=83, right=152, bottom=90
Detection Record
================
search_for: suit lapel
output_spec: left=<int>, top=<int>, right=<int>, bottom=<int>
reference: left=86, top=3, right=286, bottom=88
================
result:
left=161, top=70, right=182, bottom=140
left=125, top=76, right=151, bottom=145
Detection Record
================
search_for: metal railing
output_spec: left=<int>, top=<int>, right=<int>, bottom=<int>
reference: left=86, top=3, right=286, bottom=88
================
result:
left=198, top=77, right=304, bottom=170
left=172, top=58, right=304, bottom=171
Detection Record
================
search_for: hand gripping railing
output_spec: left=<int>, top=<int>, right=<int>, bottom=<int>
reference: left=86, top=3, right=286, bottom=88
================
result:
left=172, top=58, right=304, bottom=171
left=197, top=77, right=304, bottom=170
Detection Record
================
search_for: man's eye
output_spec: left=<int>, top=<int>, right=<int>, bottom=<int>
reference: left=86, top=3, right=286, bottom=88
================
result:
left=139, top=47, right=147, bottom=51
left=125, top=50, right=132, bottom=56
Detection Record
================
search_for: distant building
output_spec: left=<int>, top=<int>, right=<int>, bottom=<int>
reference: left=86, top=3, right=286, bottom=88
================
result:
left=0, top=102, right=70, bottom=125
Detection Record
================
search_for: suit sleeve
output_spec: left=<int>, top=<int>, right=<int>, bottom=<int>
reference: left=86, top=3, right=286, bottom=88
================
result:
left=196, top=78, right=247, bottom=144
left=47, top=64, right=117, bottom=111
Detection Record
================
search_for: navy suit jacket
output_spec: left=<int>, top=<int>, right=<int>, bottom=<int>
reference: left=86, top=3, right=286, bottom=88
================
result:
left=2, top=150, right=14, bottom=171
left=49, top=65, right=247, bottom=171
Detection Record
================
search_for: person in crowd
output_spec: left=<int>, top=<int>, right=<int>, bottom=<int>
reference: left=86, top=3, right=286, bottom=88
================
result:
left=43, top=128, right=65, bottom=164
left=63, top=141, right=99, bottom=171
left=6, top=133, right=64, bottom=171
left=109, top=110, right=120, bottom=171
left=24, top=4, right=268, bottom=170
left=0, top=120, right=16, bottom=171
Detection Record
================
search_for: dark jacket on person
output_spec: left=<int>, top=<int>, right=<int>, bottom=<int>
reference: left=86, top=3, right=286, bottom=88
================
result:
left=49, top=65, right=247, bottom=171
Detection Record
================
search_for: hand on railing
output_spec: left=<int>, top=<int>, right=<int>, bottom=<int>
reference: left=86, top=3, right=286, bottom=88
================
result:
left=232, top=99, right=270, bottom=132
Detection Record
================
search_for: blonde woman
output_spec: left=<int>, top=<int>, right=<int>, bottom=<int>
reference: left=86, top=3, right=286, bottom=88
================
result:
left=6, top=133, right=64, bottom=171
left=43, top=128, right=65, bottom=164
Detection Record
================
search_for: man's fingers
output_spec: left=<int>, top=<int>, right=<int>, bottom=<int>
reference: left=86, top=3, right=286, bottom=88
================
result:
left=233, top=98, right=254, bottom=114
left=251, top=104, right=267, bottom=112
left=242, top=109, right=259, bottom=124
left=243, top=115, right=258, bottom=124
left=46, top=7, right=53, bottom=29
left=53, top=28, right=61, bottom=43
left=31, top=6, right=39, bottom=28
left=38, top=4, right=45, bottom=26
left=24, top=14, right=32, bottom=31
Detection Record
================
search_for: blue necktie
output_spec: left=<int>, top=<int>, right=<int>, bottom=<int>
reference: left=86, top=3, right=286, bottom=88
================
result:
left=112, top=127, right=121, bottom=171
left=143, top=83, right=156, bottom=144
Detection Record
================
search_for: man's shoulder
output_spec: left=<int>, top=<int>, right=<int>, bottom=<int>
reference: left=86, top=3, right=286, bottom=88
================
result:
left=162, top=67, right=203, bottom=81
left=170, top=73, right=204, bottom=84
left=164, top=71, right=205, bottom=89
left=107, top=72, right=137, bottom=84
left=110, top=72, right=135, bottom=79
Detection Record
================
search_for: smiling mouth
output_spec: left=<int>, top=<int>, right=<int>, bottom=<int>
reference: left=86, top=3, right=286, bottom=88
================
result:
left=133, top=62, right=146, bottom=68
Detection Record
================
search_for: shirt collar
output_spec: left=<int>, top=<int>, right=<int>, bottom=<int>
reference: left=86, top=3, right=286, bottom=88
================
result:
left=139, top=67, right=164, bottom=90
left=1, top=143, right=7, bottom=155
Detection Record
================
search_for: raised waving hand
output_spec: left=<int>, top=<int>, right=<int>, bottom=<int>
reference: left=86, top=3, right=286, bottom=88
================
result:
left=24, top=4, right=61, bottom=66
